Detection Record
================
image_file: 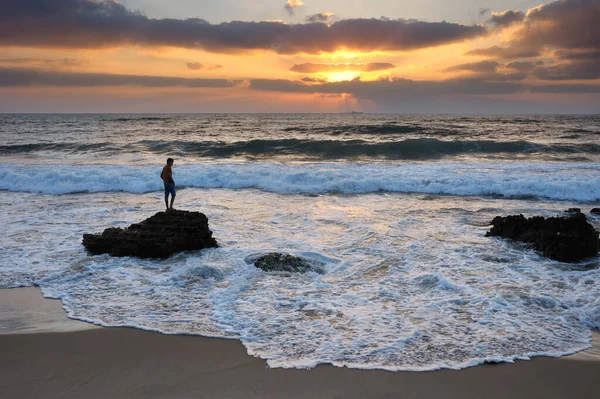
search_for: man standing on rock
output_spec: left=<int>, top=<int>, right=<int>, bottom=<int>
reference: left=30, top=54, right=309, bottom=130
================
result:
left=160, top=158, right=176, bottom=211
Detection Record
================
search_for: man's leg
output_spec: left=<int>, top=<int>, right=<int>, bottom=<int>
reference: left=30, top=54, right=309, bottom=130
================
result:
left=169, top=185, right=176, bottom=210
left=165, top=193, right=169, bottom=210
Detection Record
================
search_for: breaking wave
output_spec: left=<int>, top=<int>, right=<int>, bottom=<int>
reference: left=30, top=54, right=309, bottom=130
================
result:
left=1, top=161, right=599, bottom=201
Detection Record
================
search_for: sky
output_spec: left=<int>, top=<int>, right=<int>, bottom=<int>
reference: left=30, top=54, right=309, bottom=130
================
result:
left=0, top=0, right=599, bottom=113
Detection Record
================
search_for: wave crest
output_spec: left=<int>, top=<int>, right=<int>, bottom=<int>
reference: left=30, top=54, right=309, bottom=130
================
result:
left=1, top=162, right=599, bottom=201
left=2, top=138, right=599, bottom=160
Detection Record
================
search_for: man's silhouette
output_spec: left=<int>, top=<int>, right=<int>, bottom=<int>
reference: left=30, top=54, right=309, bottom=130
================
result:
left=160, top=158, right=176, bottom=211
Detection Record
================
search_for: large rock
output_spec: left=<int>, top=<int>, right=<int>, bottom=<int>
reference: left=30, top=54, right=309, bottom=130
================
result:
left=83, top=210, right=218, bottom=258
left=485, top=212, right=599, bottom=262
left=246, top=252, right=324, bottom=274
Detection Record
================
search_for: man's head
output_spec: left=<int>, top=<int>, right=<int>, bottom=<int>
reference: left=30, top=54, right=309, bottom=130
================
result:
left=167, top=158, right=174, bottom=166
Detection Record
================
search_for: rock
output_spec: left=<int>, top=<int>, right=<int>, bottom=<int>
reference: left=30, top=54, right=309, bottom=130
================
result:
left=485, top=212, right=599, bottom=263
left=247, top=252, right=324, bottom=274
left=82, top=210, right=218, bottom=258
left=565, top=208, right=581, bottom=213
left=591, top=208, right=600, bottom=215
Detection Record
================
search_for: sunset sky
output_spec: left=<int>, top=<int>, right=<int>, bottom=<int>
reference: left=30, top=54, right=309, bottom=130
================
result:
left=1, top=0, right=599, bottom=113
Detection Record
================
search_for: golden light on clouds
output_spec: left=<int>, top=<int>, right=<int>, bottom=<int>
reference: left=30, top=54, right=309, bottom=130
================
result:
left=1, top=0, right=599, bottom=113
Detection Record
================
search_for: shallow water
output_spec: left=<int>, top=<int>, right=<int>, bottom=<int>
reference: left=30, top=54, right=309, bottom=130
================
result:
left=1, top=187, right=599, bottom=370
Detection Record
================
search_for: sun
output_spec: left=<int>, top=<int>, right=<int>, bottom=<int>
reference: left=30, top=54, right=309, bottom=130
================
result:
left=325, top=71, right=361, bottom=82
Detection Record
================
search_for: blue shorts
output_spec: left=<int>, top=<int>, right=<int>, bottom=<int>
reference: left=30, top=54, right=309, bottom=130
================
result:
left=164, top=183, right=176, bottom=197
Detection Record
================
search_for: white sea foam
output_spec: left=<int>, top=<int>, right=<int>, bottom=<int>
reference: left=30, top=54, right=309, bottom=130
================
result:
left=1, top=162, right=600, bottom=201
left=1, top=188, right=599, bottom=371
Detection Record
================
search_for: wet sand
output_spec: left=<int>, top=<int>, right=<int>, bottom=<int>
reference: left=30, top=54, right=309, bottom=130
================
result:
left=1, top=287, right=599, bottom=399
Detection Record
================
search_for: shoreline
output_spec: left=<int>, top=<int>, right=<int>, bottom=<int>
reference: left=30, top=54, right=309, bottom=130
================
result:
left=1, top=287, right=600, bottom=398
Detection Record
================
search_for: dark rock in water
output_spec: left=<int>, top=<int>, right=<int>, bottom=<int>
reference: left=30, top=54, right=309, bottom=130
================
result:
left=486, top=212, right=599, bottom=263
left=565, top=208, right=581, bottom=213
left=591, top=208, right=600, bottom=215
left=82, top=210, right=218, bottom=258
left=247, top=252, right=323, bottom=274
left=483, top=360, right=502, bottom=365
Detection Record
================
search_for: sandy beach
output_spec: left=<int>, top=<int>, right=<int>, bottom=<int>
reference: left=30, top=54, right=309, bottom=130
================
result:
left=1, top=287, right=599, bottom=399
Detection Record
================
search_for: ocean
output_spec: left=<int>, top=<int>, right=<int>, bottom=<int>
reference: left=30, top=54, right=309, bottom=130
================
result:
left=1, top=113, right=599, bottom=371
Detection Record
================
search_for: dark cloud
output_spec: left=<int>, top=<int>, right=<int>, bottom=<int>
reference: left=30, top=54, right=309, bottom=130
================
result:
left=290, top=62, right=395, bottom=73
left=467, top=0, right=599, bottom=71
left=285, top=0, right=305, bottom=16
left=479, top=8, right=491, bottom=16
left=468, top=0, right=600, bottom=80
left=554, top=49, right=600, bottom=61
left=0, top=67, right=238, bottom=88
left=301, top=77, right=328, bottom=83
left=464, top=45, right=540, bottom=59
left=511, top=0, right=600, bottom=81
left=186, top=62, right=205, bottom=70
left=541, top=50, right=600, bottom=79
left=489, top=10, right=525, bottom=27
left=249, top=76, right=526, bottom=97
left=247, top=76, right=600, bottom=113
left=530, top=84, right=600, bottom=94
left=0, top=58, right=85, bottom=68
left=444, top=60, right=499, bottom=73
left=505, top=61, right=543, bottom=72
left=532, top=61, right=600, bottom=80
left=0, top=0, right=487, bottom=54
left=515, top=0, right=600, bottom=51
left=494, top=72, right=528, bottom=81
left=186, top=62, right=223, bottom=70
left=250, top=74, right=600, bottom=106
left=306, top=12, right=335, bottom=23
left=444, top=61, right=526, bottom=82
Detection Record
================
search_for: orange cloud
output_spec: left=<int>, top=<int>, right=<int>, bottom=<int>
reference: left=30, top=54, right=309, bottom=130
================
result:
left=186, top=62, right=223, bottom=70
left=285, top=0, right=305, bottom=15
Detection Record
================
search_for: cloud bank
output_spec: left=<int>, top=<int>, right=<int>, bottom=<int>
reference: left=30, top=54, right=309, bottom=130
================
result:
left=0, top=0, right=486, bottom=54
left=0, top=67, right=238, bottom=88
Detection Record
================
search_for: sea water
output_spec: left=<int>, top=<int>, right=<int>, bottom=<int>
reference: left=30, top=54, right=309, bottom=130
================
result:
left=1, top=114, right=599, bottom=371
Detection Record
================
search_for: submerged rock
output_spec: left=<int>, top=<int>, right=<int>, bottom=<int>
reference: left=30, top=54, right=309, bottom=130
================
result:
left=246, top=252, right=324, bottom=274
left=591, top=208, right=600, bottom=215
left=82, top=210, right=218, bottom=258
left=485, top=212, right=599, bottom=263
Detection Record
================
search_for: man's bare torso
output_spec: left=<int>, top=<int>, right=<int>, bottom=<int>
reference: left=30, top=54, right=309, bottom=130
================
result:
left=160, top=165, right=174, bottom=184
